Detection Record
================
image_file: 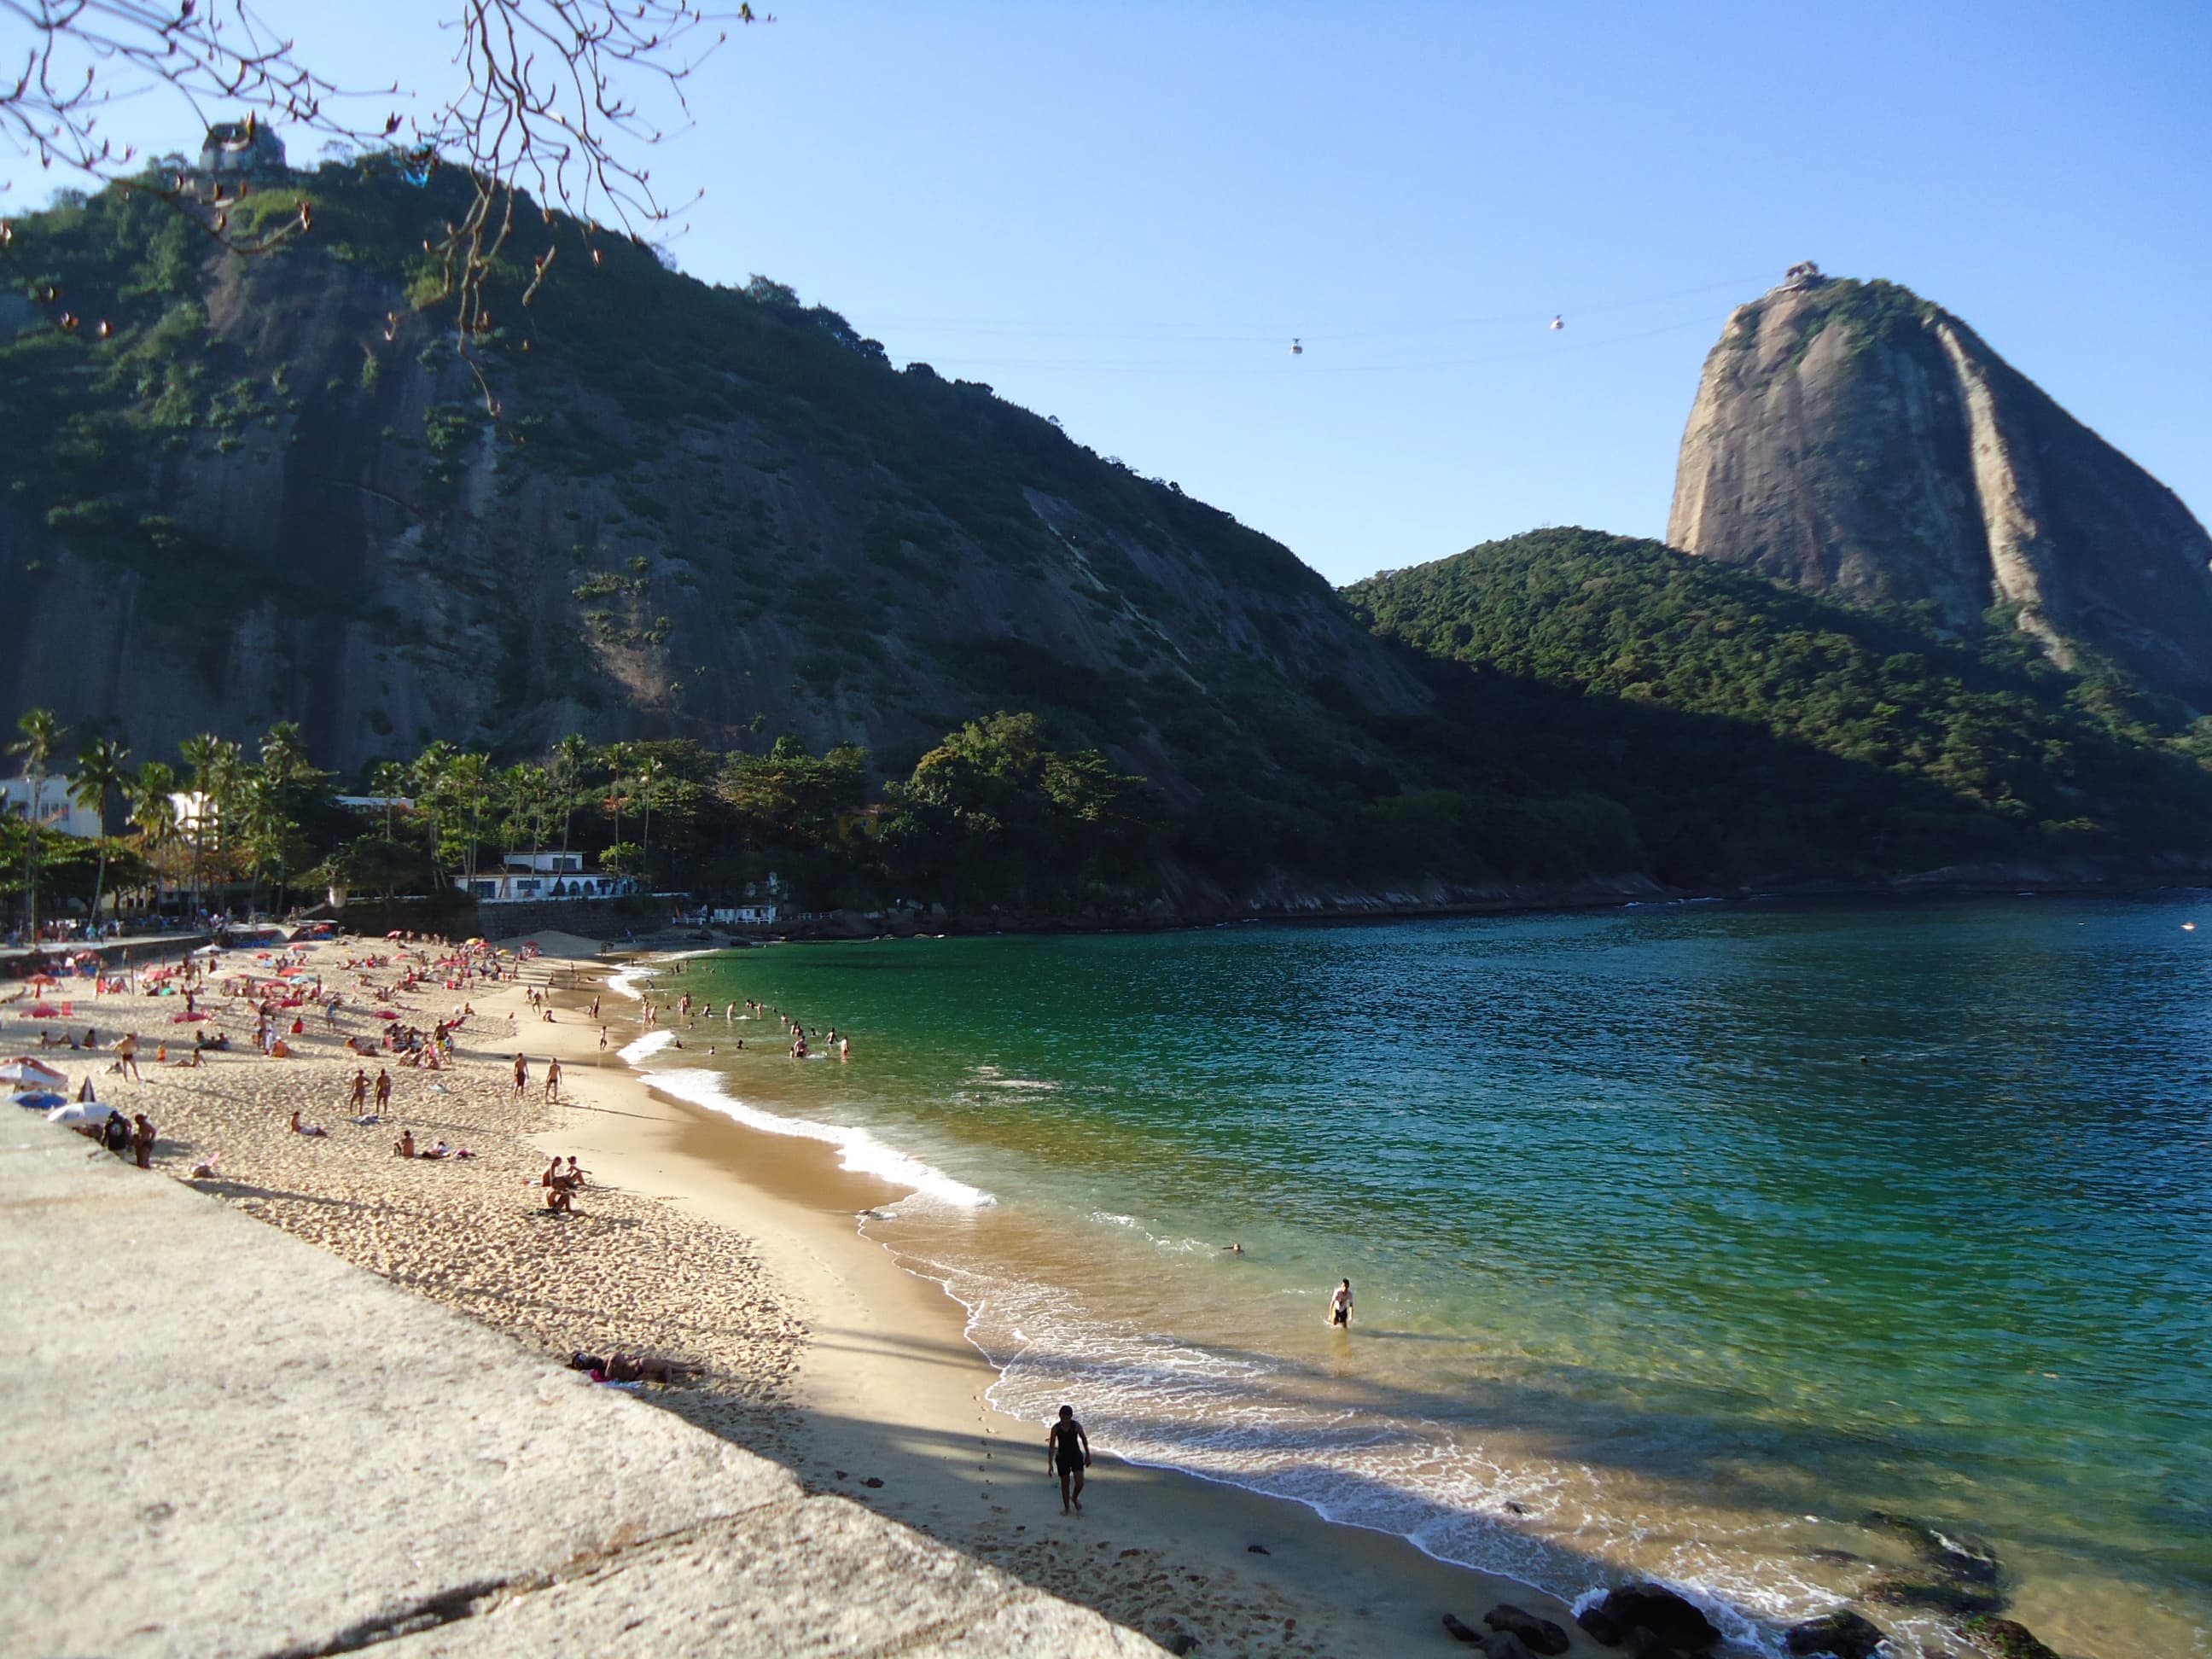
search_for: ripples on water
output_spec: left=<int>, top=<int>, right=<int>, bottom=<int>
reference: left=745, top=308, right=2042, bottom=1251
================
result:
left=629, top=900, right=2212, bottom=1657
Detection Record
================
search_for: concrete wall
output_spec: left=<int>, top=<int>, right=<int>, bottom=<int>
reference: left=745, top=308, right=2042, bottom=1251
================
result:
left=0, top=1118, right=1158, bottom=1658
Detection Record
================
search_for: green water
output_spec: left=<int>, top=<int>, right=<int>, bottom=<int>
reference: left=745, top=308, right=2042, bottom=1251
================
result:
left=622, top=899, right=2212, bottom=1656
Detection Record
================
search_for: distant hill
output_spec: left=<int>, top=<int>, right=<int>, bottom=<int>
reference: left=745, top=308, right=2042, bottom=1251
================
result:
left=1668, top=274, right=2212, bottom=707
left=0, top=160, right=1425, bottom=805
left=1344, top=527, right=2212, bottom=882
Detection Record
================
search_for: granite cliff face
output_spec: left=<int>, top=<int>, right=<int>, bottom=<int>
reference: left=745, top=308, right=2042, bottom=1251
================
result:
left=1668, top=276, right=2212, bottom=703
left=0, top=167, right=1423, bottom=789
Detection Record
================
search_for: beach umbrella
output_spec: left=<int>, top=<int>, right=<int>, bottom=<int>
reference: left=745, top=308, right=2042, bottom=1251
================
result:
left=26, top=973, right=55, bottom=987
left=386, top=930, right=405, bottom=940
left=0, top=1062, right=66, bottom=1086
left=15, top=1091, right=66, bottom=1109
left=43, top=1098, right=104, bottom=1123
left=2, top=1056, right=67, bottom=1078
left=24, top=1003, right=61, bottom=1018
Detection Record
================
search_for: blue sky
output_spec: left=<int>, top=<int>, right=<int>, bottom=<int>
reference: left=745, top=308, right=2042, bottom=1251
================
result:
left=9, top=1, right=2208, bottom=585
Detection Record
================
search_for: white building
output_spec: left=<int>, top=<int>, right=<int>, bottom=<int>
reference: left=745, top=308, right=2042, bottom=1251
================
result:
left=1, top=775, right=103, bottom=839
left=711, top=903, right=782, bottom=926
left=462, top=854, right=636, bottom=904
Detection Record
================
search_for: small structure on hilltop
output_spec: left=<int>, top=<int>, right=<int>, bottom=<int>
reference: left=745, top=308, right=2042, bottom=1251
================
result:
left=1780, top=260, right=1826, bottom=292
left=198, top=119, right=287, bottom=179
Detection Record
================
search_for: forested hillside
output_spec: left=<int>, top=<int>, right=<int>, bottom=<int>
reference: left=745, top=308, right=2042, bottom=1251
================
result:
left=1347, top=527, right=2212, bottom=882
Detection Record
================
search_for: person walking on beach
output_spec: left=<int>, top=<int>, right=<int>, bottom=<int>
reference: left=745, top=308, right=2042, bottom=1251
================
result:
left=350, top=1069, right=369, bottom=1111
left=1329, top=1278, right=1354, bottom=1329
left=544, top=1058, right=562, bottom=1102
left=513, top=1054, right=529, bottom=1097
left=115, top=1032, right=141, bottom=1080
left=375, top=1068, right=392, bottom=1110
left=130, top=1113, right=155, bottom=1169
left=1047, top=1406, right=1091, bottom=1514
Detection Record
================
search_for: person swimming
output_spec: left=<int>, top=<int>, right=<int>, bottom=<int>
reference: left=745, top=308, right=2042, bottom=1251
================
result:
left=1329, top=1278, right=1354, bottom=1328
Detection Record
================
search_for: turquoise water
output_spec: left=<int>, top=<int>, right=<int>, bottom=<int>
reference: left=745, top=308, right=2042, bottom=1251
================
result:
left=617, top=900, right=2212, bottom=1656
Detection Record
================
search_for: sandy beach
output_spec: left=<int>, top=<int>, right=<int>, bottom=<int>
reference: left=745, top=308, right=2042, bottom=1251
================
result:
left=20, top=928, right=1602, bottom=1659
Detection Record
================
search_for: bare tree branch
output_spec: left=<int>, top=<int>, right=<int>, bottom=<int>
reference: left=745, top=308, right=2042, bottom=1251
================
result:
left=0, top=0, right=770, bottom=399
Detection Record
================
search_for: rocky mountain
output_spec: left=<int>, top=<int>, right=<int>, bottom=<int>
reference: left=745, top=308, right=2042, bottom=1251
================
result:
left=0, top=160, right=1423, bottom=808
left=1668, top=273, right=2212, bottom=707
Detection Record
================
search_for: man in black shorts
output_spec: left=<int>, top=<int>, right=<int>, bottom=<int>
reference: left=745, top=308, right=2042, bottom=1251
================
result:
left=1046, top=1404, right=1091, bottom=1514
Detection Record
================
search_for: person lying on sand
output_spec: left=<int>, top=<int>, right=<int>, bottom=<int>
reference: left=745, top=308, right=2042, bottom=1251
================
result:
left=568, top=1352, right=694, bottom=1385
left=289, top=1109, right=329, bottom=1138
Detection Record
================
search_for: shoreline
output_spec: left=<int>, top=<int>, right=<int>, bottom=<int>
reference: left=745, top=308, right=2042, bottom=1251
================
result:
left=534, top=948, right=1612, bottom=1658
left=676, top=864, right=2212, bottom=952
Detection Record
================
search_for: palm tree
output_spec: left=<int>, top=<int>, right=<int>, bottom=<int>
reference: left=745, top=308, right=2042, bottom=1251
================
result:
left=602, top=741, right=633, bottom=848
left=636, top=754, right=666, bottom=881
left=129, top=760, right=180, bottom=917
left=440, top=752, right=491, bottom=892
left=410, top=742, right=458, bottom=887
left=70, top=736, right=132, bottom=932
left=552, top=733, right=590, bottom=864
left=370, top=760, right=408, bottom=841
left=9, top=708, right=67, bottom=938
left=259, top=723, right=313, bottom=914
left=201, top=737, right=245, bottom=912
left=177, top=732, right=222, bottom=913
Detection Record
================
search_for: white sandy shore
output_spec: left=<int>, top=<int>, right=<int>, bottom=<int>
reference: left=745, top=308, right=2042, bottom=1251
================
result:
left=21, top=928, right=1600, bottom=1658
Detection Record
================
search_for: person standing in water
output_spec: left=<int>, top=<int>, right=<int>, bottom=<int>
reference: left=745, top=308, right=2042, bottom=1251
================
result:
left=1046, top=1405, right=1091, bottom=1514
left=1329, top=1278, right=1354, bottom=1328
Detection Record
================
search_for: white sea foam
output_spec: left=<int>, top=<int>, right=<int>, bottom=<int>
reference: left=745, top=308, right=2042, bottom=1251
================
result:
left=619, top=1029, right=676, bottom=1064
left=637, top=1063, right=994, bottom=1211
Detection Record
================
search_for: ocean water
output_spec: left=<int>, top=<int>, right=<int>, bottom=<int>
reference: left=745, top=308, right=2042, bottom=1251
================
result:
left=610, top=901, right=2212, bottom=1656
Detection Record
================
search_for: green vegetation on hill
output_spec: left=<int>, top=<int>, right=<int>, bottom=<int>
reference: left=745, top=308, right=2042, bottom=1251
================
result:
left=1347, top=528, right=2212, bottom=882
left=9, top=168, right=2211, bottom=911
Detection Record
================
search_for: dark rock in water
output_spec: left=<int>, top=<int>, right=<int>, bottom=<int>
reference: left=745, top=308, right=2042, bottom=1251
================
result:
left=1861, top=1511, right=2000, bottom=1586
left=1806, top=1549, right=1863, bottom=1565
left=1783, top=1609, right=1889, bottom=1658
left=1481, top=1633, right=1535, bottom=1659
left=1624, top=1627, right=1674, bottom=1659
left=1442, top=1612, right=1486, bottom=1644
left=1864, top=1575, right=2004, bottom=1617
left=1575, top=1604, right=1625, bottom=1646
left=1961, top=1615, right=2062, bottom=1659
left=1484, top=1604, right=1571, bottom=1656
left=1160, top=1633, right=1199, bottom=1656
left=1245, top=1543, right=1270, bottom=1555
left=1592, top=1586, right=1723, bottom=1652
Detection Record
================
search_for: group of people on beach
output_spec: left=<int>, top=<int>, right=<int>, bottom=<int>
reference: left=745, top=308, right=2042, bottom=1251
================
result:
left=542, top=1155, right=589, bottom=1214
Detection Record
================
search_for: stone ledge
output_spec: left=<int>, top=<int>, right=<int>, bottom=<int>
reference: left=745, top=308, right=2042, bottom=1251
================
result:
left=0, top=1121, right=1155, bottom=1658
